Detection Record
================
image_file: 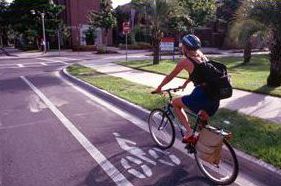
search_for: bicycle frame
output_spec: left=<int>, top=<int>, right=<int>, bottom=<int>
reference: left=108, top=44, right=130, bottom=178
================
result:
left=160, top=88, right=206, bottom=138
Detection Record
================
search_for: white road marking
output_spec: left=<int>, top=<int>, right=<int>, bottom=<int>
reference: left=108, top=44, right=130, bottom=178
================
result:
left=55, top=57, right=77, bottom=61
left=20, top=76, right=133, bottom=186
left=0, top=63, right=20, bottom=66
left=37, top=57, right=68, bottom=65
left=0, top=66, right=19, bottom=69
left=58, top=71, right=261, bottom=186
left=59, top=61, right=68, bottom=65
left=37, top=58, right=60, bottom=62
left=27, top=94, right=47, bottom=113
left=17, top=64, right=24, bottom=68
left=41, top=62, right=47, bottom=66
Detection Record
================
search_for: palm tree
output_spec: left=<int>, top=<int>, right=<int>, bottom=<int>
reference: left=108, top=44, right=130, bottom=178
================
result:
left=229, top=19, right=267, bottom=64
left=235, top=0, right=281, bottom=87
left=132, top=0, right=173, bottom=65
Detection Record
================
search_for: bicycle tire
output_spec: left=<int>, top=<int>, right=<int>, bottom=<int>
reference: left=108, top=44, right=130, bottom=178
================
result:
left=148, top=109, right=175, bottom=149
left=195, top=139, right=239, bottom=185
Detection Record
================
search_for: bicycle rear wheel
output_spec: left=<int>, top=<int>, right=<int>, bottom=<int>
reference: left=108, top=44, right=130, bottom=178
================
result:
left=148, top=109, right=175, bottom=149
left=195, top=139, right=239, bottom=185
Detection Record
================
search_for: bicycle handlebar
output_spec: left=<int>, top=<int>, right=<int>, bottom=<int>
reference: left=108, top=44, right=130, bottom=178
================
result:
left=151, top=87, right=182, bottom=100
left=161, top=87, right=182, bottom=93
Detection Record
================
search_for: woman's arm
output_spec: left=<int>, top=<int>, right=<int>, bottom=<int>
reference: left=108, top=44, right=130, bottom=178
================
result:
left=179, top=79, right=191, bottom=90
left=153, top=60, right=185, bottom=92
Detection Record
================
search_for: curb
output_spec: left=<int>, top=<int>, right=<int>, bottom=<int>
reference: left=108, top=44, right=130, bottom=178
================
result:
left=61, top=67, right=281, bottom=185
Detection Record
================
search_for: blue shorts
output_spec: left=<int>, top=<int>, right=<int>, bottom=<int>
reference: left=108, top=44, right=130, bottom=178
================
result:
left=182, top=86, right=219, bottom=116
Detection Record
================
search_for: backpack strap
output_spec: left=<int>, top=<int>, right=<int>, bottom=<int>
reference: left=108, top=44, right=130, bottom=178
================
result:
left=187, top=56, right=207, bottom=67
left=187, top=57, right=198, bottom=66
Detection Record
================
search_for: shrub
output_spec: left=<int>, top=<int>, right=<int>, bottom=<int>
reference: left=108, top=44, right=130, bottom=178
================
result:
left=119, top=42, right=152, bottom=50
left=72, top=45, right=97, bottom=51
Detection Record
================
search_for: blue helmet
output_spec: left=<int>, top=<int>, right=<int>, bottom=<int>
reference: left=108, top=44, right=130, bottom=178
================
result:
left=182, top=34, right=201, bottom=50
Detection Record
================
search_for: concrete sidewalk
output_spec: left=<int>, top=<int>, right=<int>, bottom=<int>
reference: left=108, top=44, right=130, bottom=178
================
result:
left=83, top=61, right=281, bottom=124
left=0, top=47, right=269, bottom=60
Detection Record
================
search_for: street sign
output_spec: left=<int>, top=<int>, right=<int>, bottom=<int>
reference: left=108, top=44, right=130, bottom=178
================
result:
left=160, top=37, right=176, bottom=61
left=160, top=37, right=175, bottom=52
left=122, top=22, right=131, bottom=34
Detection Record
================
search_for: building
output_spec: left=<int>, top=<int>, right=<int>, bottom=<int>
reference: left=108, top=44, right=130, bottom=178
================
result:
left=54, top=0, right=112, bottom=48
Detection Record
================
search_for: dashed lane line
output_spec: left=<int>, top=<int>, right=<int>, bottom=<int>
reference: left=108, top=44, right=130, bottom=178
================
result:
left=54, top=57, right=78, bottom=61
left=20, top=76, right=133, bottom=186
left=37, top=57, right=68, bottom=65
left=17, top=64, right=24, bottom=68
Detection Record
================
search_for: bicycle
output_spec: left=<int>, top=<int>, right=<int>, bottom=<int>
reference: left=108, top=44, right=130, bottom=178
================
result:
left=148, top=87, right=239, bottom=185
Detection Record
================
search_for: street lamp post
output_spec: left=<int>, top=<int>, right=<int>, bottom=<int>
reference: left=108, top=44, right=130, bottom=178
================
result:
left=31, top=10, right=47, bottom=53
left=41, top=12, right=47, bottom=53
left=57, top=28, right=61, bottom=56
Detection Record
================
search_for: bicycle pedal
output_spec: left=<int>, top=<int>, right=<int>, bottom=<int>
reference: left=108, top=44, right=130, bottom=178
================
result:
left=189, top=147, right=196, bottom=153
left=185, top=144, right=196, bottom=153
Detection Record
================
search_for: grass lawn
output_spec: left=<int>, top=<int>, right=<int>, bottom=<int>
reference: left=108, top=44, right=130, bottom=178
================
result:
left=67, top=64, right=281, bottom=169
left=118, top=55, right=281, bottom=97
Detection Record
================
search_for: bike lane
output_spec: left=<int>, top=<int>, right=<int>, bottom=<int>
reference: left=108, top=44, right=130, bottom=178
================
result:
left=0, top=76, right=112, bottom=186
left=24, top=72, right=240, bottom=186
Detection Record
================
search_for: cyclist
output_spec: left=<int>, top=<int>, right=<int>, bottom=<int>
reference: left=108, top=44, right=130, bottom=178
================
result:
left=152, top=34, right=220, bottom=143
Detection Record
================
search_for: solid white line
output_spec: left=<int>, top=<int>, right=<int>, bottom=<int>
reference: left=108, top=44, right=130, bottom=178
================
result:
left=58, top=72, right=259, bottom=186
left=17, top=64, right=24, bottom=68
left=20, top=76, right=133, bottom=186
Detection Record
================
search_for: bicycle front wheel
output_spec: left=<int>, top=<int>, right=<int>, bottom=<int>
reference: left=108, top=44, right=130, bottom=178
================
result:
left=195, top=139, right=239, bottom=185
left=148, top=109, right=175, bottom=149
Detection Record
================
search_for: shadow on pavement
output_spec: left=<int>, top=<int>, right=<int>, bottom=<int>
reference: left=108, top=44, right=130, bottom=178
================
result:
left=85, top=163, right=212, bottom=186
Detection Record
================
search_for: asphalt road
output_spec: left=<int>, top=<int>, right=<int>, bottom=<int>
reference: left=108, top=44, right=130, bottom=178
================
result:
left=0, top=56, right=267, bottom=186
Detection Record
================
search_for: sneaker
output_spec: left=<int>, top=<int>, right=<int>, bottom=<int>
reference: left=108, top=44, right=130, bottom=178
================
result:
left=182, top=134, right=198, bottom=144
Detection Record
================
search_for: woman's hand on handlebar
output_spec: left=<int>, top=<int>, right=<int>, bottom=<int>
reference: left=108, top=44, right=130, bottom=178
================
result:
left=178, top=85, right=186, bottom=91
left=151, top=87, right=162, bottom=94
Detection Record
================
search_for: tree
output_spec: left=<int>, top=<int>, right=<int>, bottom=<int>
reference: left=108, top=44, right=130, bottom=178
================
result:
left=8, top=0, right=64, bottom=49
left=229, top=19, right=267, bottom=64
left=178, top=0, right=217, bottom=27
left=0, top=0, right=9, bottom=47
left=84, top=27, right=96, bottom=45
left=234, top=0, right=281, bottom=87
left=88, top=0, right=116, bottom=48
left=132, top=0, right=216, bottom=65
left=132, top=0, right=174, bottom=65
left=216, top=0, right=242, bottom=23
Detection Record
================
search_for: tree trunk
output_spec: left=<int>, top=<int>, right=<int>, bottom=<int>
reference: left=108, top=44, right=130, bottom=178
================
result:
left=104, top=29, right=108, bottom=53
left=243, top=40, right=252, bottom=64
left=153, top=42, right=160, bottom=65
left=267, top=32, right=281, bottom=87
left=152, top=27, right=161, bottom=65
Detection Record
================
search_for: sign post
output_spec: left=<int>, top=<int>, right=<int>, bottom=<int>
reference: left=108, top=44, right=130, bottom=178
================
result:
left=123, top=22, right=131, bottom=62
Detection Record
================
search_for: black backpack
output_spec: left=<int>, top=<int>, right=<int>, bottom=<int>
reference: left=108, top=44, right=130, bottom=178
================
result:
left=201, top=60, right=233, bottom=100
left=189, top=58, right=232, bottom=100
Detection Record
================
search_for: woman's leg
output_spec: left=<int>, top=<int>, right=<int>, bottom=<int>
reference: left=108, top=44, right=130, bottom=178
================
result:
left=172, top=97, right=192, bottom=134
